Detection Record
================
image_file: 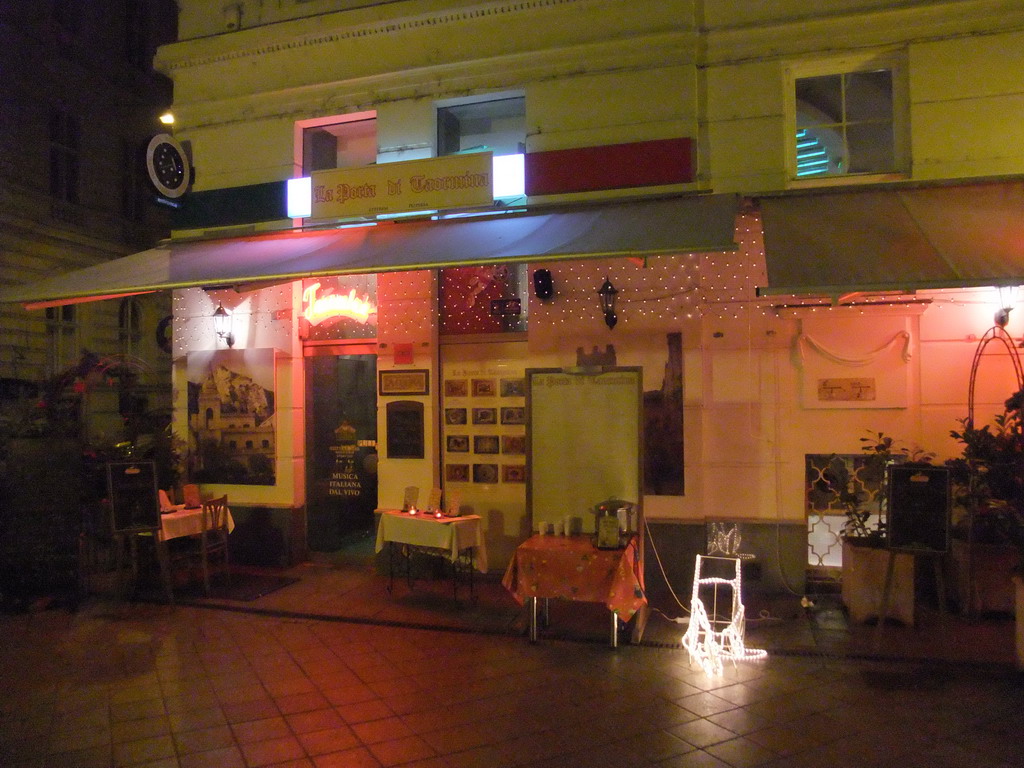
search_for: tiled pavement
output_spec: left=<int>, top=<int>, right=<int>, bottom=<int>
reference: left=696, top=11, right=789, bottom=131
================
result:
left=2, top=545, right=1022, bottom=768
left=1, top=596, right=1022, bottom=768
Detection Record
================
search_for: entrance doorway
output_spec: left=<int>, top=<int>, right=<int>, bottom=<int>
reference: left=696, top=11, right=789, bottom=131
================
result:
left=305, top=350, right=378, bottom=552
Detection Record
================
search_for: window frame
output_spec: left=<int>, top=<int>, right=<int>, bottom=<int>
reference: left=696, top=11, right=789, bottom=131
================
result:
left=45, top=304, right=78, bottom=376
left=118, top=297, right=143, bottom=357
left=292, top=111, right=377, bottom=177
left=49, top=108, right=81, bottom=204
left=784, top=51, right=909, bottom=186
left=434, top=91, right=526, bottom=158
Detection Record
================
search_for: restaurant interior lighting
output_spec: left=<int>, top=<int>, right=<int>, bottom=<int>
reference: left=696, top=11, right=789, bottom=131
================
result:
left=213, top=302, right=234, bottom=347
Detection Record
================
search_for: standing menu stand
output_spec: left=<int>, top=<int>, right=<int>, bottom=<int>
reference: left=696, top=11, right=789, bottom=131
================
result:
left=106, top=461, right=172, bottom=603
left=873, top=466, right=950, bottom=648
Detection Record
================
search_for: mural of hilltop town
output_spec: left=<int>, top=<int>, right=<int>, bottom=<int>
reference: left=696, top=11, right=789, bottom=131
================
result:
left=186, top=349, right=276, bottom=485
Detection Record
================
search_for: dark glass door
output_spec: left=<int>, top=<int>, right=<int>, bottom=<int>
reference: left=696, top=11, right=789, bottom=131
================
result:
left=305, top=352, right=378, bottom=551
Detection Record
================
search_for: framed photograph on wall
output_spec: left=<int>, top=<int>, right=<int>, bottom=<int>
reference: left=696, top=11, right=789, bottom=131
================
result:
left=471, top=407, right=497, bottom=425
left=444, top=378, right=468, bottom=398
left=446, top=464, right=470, bottom=482
left=500, top=378, right=525, bottom=397
left=501, top=435, right=526, bottom=454
left=472, top=378, right=496, bottom=397
left=445, top=407, right=467, bottom=425
left=446, top=435, right=470, bottom=453
left=379, top=369, right=429, bottom=396
left=473, top=463, right=499, bottom=483
left=473, top=435, right=500, bottom=454
left=502, top=464, right=526, bottom=483
left=500, top=406, right=526, bottom=425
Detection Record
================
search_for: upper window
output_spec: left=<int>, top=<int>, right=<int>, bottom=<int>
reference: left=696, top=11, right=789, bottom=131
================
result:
left=300, top=116, right=377, bottom=174
left=121, top=139, right=146, bottom=223
left=45, top=305, right=77, bottom=376
left=437, top=96, right=525, bottom=157
left=118, top=298, right=142, bottom=356
left=789, top=55, right=906, bottom=181
left=49, top=109, right=80, bottom=204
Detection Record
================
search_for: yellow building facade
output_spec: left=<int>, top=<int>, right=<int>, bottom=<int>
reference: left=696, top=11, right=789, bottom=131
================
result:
left=10, top=0, right=1024, bottom=584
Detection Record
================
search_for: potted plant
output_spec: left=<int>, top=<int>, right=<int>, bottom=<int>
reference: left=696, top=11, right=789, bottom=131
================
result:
left=948, top=390, right=1024, bottom=620
left=838, top=433, right=933, bottom=625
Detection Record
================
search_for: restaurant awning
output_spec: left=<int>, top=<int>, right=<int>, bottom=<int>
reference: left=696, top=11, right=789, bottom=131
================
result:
left=0, top=193, right=740, bottom=308
left=756, top=179, right=1024, bottom=298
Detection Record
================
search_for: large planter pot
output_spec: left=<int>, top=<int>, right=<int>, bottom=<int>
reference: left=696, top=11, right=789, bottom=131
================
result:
left=949, top=539, right=1020, bottom=616
left=841, top=540, right=915, bottom=626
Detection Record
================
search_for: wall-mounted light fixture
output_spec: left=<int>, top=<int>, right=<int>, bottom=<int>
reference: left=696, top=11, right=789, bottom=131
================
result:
left=597, top=277, right=618, bottom=329
left=213, top=302, right=234, bottom=347
left=995, top=285, right=1018, bottom=328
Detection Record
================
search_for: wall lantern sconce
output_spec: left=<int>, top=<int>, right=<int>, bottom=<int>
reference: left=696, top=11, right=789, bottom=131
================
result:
left=597, top=277, right=618, bottom=329
left=995, top=285, right=1018, bottom=328
left=213, top=302, right=234, bottom=347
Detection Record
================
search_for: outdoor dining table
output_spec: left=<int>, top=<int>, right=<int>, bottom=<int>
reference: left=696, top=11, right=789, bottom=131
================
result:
left=502, top=533, right=646, bottom=647
left=159, top=503, right=236, bottom=541
left=375, top=509, right=488, bottom=598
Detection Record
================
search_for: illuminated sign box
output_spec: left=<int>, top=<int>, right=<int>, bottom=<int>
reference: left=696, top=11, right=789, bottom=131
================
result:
left=299, top=276, right=377, bottom=341
left=309, top=153, right=493, bottom=219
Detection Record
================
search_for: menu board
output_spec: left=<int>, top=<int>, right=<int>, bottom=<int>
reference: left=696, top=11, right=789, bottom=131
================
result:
left=106, top=461, right=160, bottom=533
left=386, top=400, right=425, bottom=458
left=527, top=368, right=642, bottom=533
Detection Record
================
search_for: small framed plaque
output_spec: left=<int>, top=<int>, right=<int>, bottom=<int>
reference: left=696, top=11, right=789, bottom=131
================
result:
left=379, top=369, right=429, bottom=396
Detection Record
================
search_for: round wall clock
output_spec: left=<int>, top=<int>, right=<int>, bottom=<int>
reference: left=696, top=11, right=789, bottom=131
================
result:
left=146, top=133, right=191, bottom=199
left=156, top=315, right=173, bottom=354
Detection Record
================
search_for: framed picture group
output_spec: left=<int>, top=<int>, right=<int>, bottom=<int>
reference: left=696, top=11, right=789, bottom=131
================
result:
left=442, top=374, right=526, bottom=485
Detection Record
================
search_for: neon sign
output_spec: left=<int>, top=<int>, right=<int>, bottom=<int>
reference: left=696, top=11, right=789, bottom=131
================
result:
left=302, top=282, right=376, bottom=325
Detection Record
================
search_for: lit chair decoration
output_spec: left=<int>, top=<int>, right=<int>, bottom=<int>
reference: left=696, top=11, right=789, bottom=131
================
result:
left=682, top=524, right=767, bottom=676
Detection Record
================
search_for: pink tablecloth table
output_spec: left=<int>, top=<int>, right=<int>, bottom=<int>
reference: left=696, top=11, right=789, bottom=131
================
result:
left=159, top=504, right=235, bottom=541
left=502, top=534, right=646, bottom=646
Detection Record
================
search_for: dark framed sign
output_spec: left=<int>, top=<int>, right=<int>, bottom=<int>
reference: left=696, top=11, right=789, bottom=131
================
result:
left=887, top=465, right=950, bottom=553
left=386, top=400, right=425, bottom=458
left=106, top=461, right=160, bottom=533
left=379, top=369, right=429, bottom=396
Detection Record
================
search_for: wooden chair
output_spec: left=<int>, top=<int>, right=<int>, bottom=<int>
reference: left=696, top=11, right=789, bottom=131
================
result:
left=109, top=498, right=173, bottom=604
left=199, top=495, right=231, bottom=595
left=167, top=494, right=231, bottom=596
left=182, top=483, right=202, bottom=509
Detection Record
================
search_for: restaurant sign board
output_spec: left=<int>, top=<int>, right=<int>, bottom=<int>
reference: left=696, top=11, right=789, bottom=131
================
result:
left=310, top=153, right=493, bottom=219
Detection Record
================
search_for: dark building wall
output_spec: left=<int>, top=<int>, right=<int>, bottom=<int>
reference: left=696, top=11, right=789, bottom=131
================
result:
left=0, top=0, right=177, bottom=385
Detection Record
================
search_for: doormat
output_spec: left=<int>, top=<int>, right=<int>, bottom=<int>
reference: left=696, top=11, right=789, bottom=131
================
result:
left=185, top=573, right=300, bottom=602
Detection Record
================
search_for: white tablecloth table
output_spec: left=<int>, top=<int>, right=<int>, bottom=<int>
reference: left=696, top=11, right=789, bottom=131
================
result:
left=375, top=509, right=488, bottom=598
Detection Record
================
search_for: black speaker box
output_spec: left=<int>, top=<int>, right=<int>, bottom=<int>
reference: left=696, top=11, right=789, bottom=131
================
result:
left=533, top=269, right=553, bottom=300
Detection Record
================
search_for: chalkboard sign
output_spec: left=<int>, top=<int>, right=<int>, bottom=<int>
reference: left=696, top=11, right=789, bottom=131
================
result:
left=386, top=400, right=424, bottom=459
left=887, top=465, right=950, bottom=553
left=106, top=461, right=160, bottom=533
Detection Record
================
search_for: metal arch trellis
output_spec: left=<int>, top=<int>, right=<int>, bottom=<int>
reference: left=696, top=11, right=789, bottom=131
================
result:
left=962, top=325, right=1023, bottom=617
left=967, top=326, right=1024, bottom=425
